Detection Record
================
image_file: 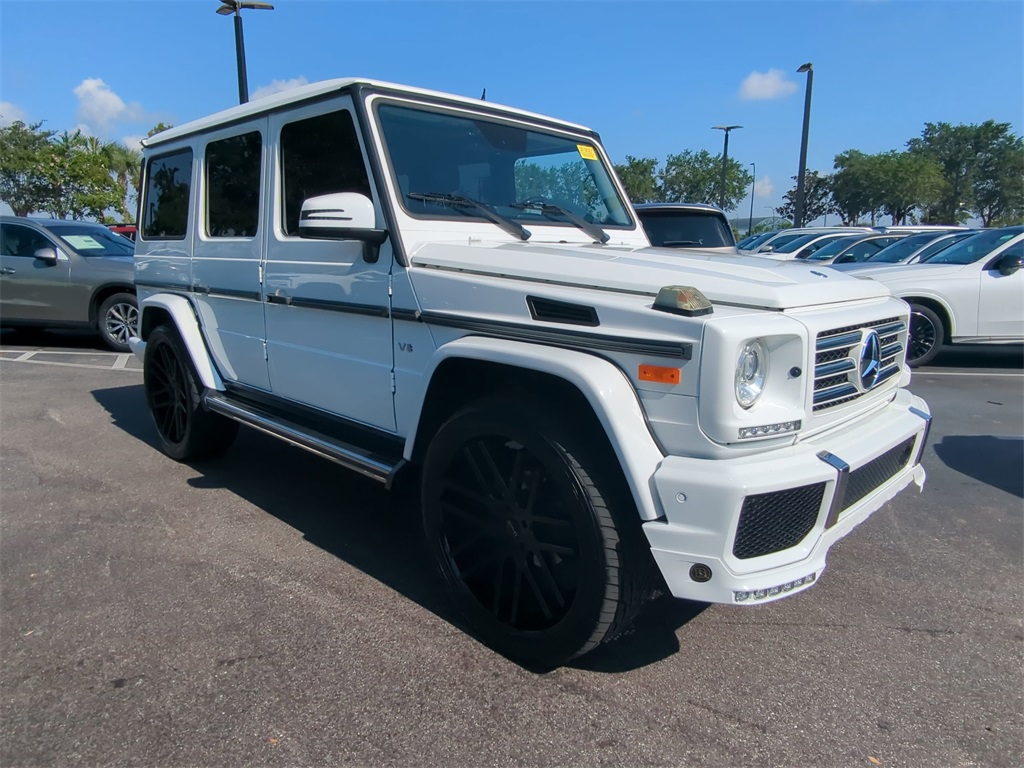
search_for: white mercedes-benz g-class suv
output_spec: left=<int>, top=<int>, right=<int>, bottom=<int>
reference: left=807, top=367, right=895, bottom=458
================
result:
left=131, top=78, right=931, bottom=665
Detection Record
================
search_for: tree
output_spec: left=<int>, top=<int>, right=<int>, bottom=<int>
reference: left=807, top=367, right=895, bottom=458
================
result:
left=100, top=140, right=143, bottom=223
left=776, top=171, right=835, bottom=224
left=147, top=122, right=173, bottom=138
left=39, top=131, right=121, bottom=220
left=907, top=120, right=1020, bottom=224
left=658, top=149, right=752, bottom=211
left=830, top=150, right=877, bottom=225
left=0, top=120, right=54, bottom=216
left=613, top=156, right=659, bottom=203
left=871, top=151, right=943, bottom=225
left=971, top=131, right=1024, bottom=226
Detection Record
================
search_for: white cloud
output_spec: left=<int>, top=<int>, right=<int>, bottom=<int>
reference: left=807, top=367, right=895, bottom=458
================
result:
left=122, top=135, right=145, bottom=149
left=739, top=70, right=798, bottom=101
left=73, top=78, right=147, bottom=136
left=0, top=101, right=27, bottom=126
left=250, top=77, right=310, bottom=101
left=754, top=176, right=774, bottom=199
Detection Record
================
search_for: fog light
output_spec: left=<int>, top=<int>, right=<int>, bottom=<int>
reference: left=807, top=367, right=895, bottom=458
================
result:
left=689, top=563, right=713, bottom=582
left=738, top=420, right=801, bottom=439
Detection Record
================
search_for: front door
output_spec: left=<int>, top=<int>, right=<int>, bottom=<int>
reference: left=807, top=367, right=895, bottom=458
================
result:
left=262, top=98, right=396, bottom=431
left=0, top=223, right=73, bottom=323
left=978, top=241, right=1024, bottom=339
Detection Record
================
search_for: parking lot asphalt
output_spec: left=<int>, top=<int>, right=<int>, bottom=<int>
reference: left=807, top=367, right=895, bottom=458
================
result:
left=1, top=329, right=1021, bottom=767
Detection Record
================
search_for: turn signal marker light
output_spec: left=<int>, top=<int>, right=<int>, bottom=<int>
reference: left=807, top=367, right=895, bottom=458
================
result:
left=639, top=365, right=680, bottom=384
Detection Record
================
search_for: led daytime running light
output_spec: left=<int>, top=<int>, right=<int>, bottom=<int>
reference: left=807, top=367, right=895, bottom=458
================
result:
left=738, top=420, right=802, bottom=439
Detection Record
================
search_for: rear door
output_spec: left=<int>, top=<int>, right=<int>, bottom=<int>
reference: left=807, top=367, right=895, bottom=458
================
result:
left=978, top=240, right=1024, bottom=339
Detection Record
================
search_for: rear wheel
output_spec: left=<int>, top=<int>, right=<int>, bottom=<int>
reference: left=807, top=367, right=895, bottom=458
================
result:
left=144, top=325, right=237, bottom=460
left=907, top=303, right=944, bottom=367
left=421, top=397, right=652, bottom=665
left=97, top=292, right=138, bottom=352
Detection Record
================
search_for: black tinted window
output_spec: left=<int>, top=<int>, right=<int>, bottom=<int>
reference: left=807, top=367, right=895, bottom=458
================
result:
left=638, top=209, right=734, bottom=248
left=280, top=110, right=371, bottom=236
left=206, top=131, right=262, bottom=237
left=143, top=150, right=192, bottom=239
left=0, top=224, right=52, bottom=257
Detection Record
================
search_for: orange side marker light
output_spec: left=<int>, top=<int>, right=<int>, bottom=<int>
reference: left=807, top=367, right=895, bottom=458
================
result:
left=638, top=365, right=681, bottom=384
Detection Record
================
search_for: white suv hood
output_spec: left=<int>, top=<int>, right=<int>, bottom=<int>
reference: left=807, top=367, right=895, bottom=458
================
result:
left=409, top=241, right=891, bottom=310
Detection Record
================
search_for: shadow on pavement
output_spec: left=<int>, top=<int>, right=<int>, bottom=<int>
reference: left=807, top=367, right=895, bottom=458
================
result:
left=92, top=384, right=698, bottom=672
left=929, top=345, right=1024, bottom=370
left=0, top=327, right=108, bottom=351
left=932, top=435, right=1024, bottom=498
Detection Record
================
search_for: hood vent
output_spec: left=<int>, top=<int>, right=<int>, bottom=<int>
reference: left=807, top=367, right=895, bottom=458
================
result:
left=527, top=296, right=600, bottom=327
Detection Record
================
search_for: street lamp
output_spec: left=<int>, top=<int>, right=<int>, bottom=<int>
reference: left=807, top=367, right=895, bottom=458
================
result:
left=747, top=162, right=756, bottom=236
left=216, top=0, right=275, bottom=105
left=712, top=125, right=742, bottom=211
left=793, top=62, right=814, bottom=227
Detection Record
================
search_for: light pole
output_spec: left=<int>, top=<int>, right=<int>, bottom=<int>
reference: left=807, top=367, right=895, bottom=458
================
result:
left=216, top=0, right=275, bottom=104
left=793, top=62, right=814, bottom=227
left=747, top=162, right=756, bottom=235
left=712, top=125, right=742, bottom=211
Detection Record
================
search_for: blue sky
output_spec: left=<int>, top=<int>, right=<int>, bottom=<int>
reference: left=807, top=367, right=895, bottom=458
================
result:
left=1, top=0, right=1021, bottom=220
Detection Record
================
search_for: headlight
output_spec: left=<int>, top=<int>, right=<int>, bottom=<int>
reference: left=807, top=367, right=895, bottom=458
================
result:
left=735, top=339, right=769, bottom=408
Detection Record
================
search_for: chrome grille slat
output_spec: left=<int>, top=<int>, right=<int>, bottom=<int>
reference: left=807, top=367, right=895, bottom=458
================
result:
left=813, top=317, right=907, bottom=412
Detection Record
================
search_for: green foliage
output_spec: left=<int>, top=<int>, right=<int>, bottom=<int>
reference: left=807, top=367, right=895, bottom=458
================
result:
left=971, top=130, right=1024, bottom=226
left=830, top=150, right=876, bottom=225
left=514, top=161, right=601, bottom=215
left=613, top=156, right=660, bottom=203
left=871, top=151, right=942, bottom=225
left=38, top=131, right=121, bottom=221
left=659, top=149, right=752, bottom=211
left=776, top=171, right=835, bottom=224
left=147, top=122, right=173, bottom=138
left=0, top=121, right=54, bottom=216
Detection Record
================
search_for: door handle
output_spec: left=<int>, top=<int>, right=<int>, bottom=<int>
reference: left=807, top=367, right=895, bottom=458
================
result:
left=0, top=267, right=15, bottom=275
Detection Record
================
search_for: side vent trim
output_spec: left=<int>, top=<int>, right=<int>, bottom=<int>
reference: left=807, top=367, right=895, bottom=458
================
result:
left=526, top=296, right=600, bottom=327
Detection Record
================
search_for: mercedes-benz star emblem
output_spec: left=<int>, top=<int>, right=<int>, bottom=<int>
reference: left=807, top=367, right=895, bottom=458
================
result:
left=859, top=330, right=882, bottom=391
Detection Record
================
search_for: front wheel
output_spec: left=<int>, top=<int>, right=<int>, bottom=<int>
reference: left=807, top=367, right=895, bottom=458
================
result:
left=907, top=303, right=944, bottom=367
left=421, top=397, right=652, bottom=665
left=97, top=292, right=139, bottom=352
left=143, top=325, right=238, bottom=461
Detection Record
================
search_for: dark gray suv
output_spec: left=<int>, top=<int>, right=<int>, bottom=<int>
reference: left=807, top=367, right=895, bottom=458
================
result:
left=634, top=202, right=738, bottom=255
left=0, top=216, right=138, bottom=351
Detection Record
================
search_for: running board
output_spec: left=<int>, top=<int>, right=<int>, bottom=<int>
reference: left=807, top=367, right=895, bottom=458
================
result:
left=203, top=392, right=403, bottom=485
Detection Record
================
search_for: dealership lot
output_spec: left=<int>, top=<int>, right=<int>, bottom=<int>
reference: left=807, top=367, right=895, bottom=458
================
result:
left=1, top=331, right=1021, bottom=767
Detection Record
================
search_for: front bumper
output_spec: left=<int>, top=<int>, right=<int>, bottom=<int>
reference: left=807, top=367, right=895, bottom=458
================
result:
left=643, top=389, right=930, bottom=604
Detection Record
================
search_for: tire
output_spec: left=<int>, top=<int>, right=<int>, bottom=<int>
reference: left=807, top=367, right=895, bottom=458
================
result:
left=97, top=292, right=139, bottom=352
left=143, top=325, right=238, bottom=461
left=907, top=303, right=944, bottom=367
left=421, top=397, right=653, bottom=666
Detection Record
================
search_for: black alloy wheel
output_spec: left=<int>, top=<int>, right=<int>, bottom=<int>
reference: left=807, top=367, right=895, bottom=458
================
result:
left=144, top=325, right=237, bottom=460
left=907, top=303, right=944, bottom=367
left=422, top=398, right=652, bottom=665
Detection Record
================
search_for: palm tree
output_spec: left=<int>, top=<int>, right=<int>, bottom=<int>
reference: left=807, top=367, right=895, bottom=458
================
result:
left=100, top=140, right=142, bottom=223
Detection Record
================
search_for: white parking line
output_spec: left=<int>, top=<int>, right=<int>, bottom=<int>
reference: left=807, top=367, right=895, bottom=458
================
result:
left=0, top=358, right=140, bottom=373
left=917, top=370, right=1023, bottom=377
left=13, top=351, right=37, bottom=361
left=113, top=354, right=130, bottom=369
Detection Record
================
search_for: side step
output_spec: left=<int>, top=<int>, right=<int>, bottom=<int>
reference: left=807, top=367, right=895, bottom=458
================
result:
left=203, top=391, right=404, bottom=486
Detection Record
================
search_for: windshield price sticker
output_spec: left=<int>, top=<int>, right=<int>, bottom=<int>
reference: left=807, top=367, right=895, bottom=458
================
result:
left=577, top=144, right=598, bottom=161
left=62, top=235, right=104, bottom=250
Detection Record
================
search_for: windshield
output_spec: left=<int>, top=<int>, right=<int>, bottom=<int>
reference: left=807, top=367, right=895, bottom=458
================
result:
left=758, top=231, right=806, bottom=251
left=377, top=103, right=632, bottom=232
left=637, top=209, right=734, bottom=248
left=771, top=233, right=820, bottom=254
left=803, top=235, right=866, bottom=260
left=910, top=231, right=974, bottom=262
left=43, top=224, right=135, bottom=257
left=739, top=231, right=778, bottom=250
left=922, top=227, right=1023, bottom=265
left=865, top=233, right=942, bottom=264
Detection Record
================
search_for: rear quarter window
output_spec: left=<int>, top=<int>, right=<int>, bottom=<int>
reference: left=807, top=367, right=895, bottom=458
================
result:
left=142, top=149, right=193, bottom=240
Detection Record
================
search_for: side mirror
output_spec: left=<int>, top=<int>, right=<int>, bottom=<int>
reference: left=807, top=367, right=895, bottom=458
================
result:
left=298, top=192, right=388, bottom=263
left=996, top=251, right=1023, bottom=276
left=33, top=247, right=58, bottom=266
left=760, top=245, right=774, bottom=253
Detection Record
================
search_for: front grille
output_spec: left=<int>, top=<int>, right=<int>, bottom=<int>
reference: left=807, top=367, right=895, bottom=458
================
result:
left=814, top=317, right=906, bottom=411
left=840, top=436, right=916, bottom=512
left=733, top=482, right=826, bottom=560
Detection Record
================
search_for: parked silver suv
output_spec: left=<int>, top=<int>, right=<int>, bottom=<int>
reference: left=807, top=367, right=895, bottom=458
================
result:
left=0, top=216, right=138, bottom=351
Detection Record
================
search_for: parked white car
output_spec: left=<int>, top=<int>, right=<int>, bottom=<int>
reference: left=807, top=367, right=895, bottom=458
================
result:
left=852, top=226, right=1024, bottom=366
left=741, top=227, right=871, bottom=255
left=130, top=77, right=931, bottom=665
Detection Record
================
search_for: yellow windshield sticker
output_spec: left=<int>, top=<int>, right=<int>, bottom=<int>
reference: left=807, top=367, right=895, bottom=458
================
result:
left=577, top=144, right=598, bottom=161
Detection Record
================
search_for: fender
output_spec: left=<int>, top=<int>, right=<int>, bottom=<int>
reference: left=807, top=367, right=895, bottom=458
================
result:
left=407, top=336, right=666, bottom=521
left=131, top=293, right=224, bottom=392
left=892, top=290, right=958, bottom=337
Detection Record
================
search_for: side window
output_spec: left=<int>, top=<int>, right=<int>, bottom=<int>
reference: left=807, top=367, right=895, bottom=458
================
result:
left=206, top=131, right=262, bottom=238
left=280, top=110, right=371, bottom=236
left=142, top=149, right=192, bottom=240
left=0, top=224, right=53, bottom=257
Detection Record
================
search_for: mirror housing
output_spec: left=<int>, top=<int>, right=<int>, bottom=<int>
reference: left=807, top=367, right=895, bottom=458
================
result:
left=298, top=192, right=388, bottom=263
left=996, top=251, right=1023, bottom=276
left=33, top=247, right=58, bottom=266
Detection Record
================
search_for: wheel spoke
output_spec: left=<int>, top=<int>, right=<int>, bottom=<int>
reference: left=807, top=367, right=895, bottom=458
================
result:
left=530, top=550, right=567, bottom=610
left=509, top=562, right=523, bottom=625
left=462, top=443, right=500, bottom=499
left=521, top=560, right=553, bottom=620
left=440, top=501, right=492, bottom=531
left=534, top=540, right=575, bottom=556
left=456, top=547, right=506, bottom=579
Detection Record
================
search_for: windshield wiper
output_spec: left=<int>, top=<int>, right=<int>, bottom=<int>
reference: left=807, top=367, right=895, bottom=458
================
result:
left=407, top=192, right=530, bottom=241
left=510, top=200, right=610, bottom=244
